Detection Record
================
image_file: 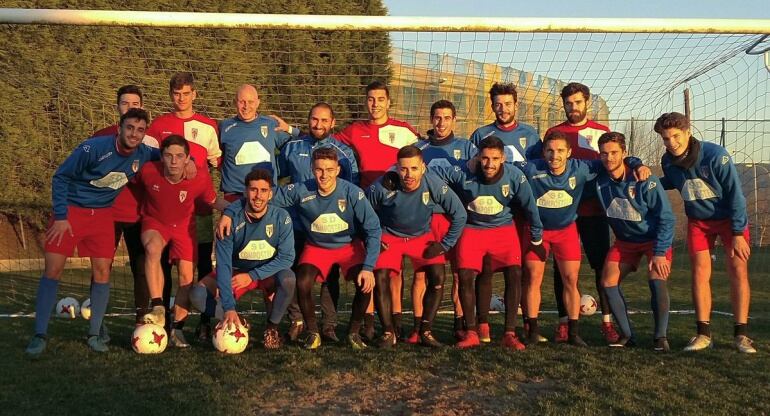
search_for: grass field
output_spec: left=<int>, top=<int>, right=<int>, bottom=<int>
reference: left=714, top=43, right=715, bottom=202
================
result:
left=2, top=252, right=769, bottom=415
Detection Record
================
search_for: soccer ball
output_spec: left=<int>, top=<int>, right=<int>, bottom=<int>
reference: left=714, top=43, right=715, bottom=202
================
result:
left=80, top=298, right=92, bottom=320
left=490, top=294, right=505, bottom=312
left=56, top=297, right=80, bottom=319
left=169, top=296, right=175, bottom=307
left=580, top=294, right=598, bottom=316
left=213, top=322, right=250, bottom=354
left=132, top=324, right=168, bottom=354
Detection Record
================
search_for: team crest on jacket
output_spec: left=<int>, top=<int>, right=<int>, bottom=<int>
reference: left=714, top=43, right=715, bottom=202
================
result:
left=191, top=128, right=198, bottom=140
left=82, top=144, right=91, bottom=153
left=132, top=160, right=139, bottom=173
left=628, top=186, right=635, bottom=199
left=266, top=224, right=274, bottom=238
left=721, top=155, right=729, bottom=165
left=422, top=191, right=430, bottom=205
left=179, top=190, right=187, bottom=203
left=441, top=184, right=448, bottom=194
left=502, top=184, right=510, bottom=197
left=338, top=199, right=347, bottom=212
left=700, top=166, right=710, bottom=178
left=261, top=126, right=268, bottom=138
left=453, top=149, right=462, bottom=160
left=519, top=137, right=527, bottom=148
left=568, top=177, right=576, bottom=190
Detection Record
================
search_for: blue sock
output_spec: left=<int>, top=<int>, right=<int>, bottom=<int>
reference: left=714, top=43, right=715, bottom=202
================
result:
left=34, top=276, right=60, bottom=336
left=605, top=285, right=632, bottom=338
left=649, top=279, right=670, bottom=339
left=205, top=291, right=217, bottom=318
left=89, top=282, right=110, bottom=336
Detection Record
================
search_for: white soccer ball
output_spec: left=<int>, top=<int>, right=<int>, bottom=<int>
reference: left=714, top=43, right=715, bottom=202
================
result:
left=580, top=294, right=598, bottom=316
left=56, top=297, right=80, bottom=319
left=213, top=322, right=250, bottom=354
left=132, top=324, right=168, bottom=354
left=169, top=296, right=175, bottom=307
left=80, top=298, right=92, bottom=320
left=490, top=294, right=505, bottom=312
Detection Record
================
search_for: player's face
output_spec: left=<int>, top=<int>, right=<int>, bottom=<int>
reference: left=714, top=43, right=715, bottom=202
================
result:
left=564, top=92, right=588, bottom=125
left=366, top=89, right=390, bottom=123
left=117, top=93, right=142, bottom=116
left=161, top=144, right=190, bottom=178
left=544, top=139, right=571, bottom=174
left=118, top=117, right=147, bottom=151
left=599, top=141, right=626, bottom=176
left=235, top=88, right=259, bottom=122
left=492, top=94, right=517, bottom=127
left=480, top=147, right=505, bottom=179
left=397, top=155, right=425, bottom=192
left=245, top=179, right=273, bottom=216
left=313, top=157, right=340, bottom=194
left=660, top=127, right=691, bottom=157
left=431, top=108, right=455, bottom=139
left=309, top=107, right=336, bottom=140
left=171, top=85, right=196, bottom=113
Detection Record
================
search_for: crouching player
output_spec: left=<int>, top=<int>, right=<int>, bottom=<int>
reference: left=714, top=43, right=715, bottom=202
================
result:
left=137, top=135, right=227, bottom=347
left=596, top=132, right=675, bottom=351
left=192, top=169, right=296, bottom=349
left=367, top=145, right=467, bottom=348
left=270, top=147, right=380, bottom=350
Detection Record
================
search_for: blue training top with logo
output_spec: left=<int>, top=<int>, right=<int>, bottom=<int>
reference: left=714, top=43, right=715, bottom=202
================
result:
left=278, top=134, right=359, bottom=185
left=469, top=122, right=541, bottom=163
left=416, top=133, right=477, bottom=214
left=52, top=134, right=159, bottom=220
left=268, top=178, right=381, bottom=271
left=431, top=163, right=543, bottom=242
left=596, top=172, right=675, bottom=255
left=660, top=140, right=748, bottom=233
left=367, top=172, right=467, bottom=250
left=216, top=204, right=295, bottom=312
left=219, top=115, right=299, bottom=194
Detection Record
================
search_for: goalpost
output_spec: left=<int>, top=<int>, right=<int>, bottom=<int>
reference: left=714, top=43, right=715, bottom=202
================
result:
left=0, top=8, right=768, bottom=316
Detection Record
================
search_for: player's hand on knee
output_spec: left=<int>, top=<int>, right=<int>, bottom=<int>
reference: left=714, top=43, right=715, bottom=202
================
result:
left=357, top=270, right=375, bottom=293
left=649, top=255, right=671, bottom=279
left=217, top=215, right=233, bottom=240
left=46, top=219, right=73, bottom=246
left=731, top=235, right=750, bottom=261
left=423, top=241, right=446, bottom=259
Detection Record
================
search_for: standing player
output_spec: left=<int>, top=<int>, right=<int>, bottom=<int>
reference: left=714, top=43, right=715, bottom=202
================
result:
left=26, top=108, right=158, bottom=356
left=337, top=80, right=420, bottom=339
left=655, top=112, right=755, bottom=353
left=137, top=135, right=227, bottom=347
left=432, top=136, right=543, bottom=350
left=412, top=99, right=477, bottom=342
left=538, top=82, right=619, bottom=343
left=596, top=132, right=675, bottom=351
left=277, top=103, right=358, bottom=342
left=367, top=145, right=466, bottom=348
left=195, top=169, right=296, bottom=349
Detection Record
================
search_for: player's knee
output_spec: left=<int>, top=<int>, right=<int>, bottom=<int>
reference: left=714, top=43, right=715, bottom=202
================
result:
left=277, top=269, right=296, bottom=292
left=189, top=285, right=208, bottom=312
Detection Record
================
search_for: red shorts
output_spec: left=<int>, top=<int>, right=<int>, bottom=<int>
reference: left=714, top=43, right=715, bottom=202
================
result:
left=45, top=206, right=115, bottom=258
left=375, top=232, right=446, bottom=276
left=142, top=217, right=196, bottom=262
left=299, top=241, right=366, bottom=282
left=456, top=224, right=521, bottom=272
left=524, top=222, right=582, bottom=262
left=606, top=240, right=673, bottom=272
left=430, top=213, right=457, bottom=264
left=687, top=218, right=750, bottom=255
left=205, top=270, right=274, bottom=301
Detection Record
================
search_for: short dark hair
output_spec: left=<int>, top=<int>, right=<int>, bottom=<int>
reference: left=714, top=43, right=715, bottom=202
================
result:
left=160, top=134, right=190, bottom=155
left=478, top=135, right=505, bottom=153
left=430, top=100, right=456, bottom=118
left=312, top=147, right=339, bottom=163
left=116, top=85, right=142, bottom=106
left=543, top=130, right=571, bottom=149
left=119, top=108, right=149, bottom=127
left=597, top=132, right=627, bottom=152
left=309, top=102, right=335, bottom=119
left=169, top=72, right=195, bottom=92
left=560, top=82, right=590, bottom=101
left=366, top=80, right=390, bottom=99
left=245, top=168, right=273, bottom=188
left=654, top=112, right=690, bottom=133
left=397, top=144, right=422, bottom=160
left=489, top=82, right=517, bottom=103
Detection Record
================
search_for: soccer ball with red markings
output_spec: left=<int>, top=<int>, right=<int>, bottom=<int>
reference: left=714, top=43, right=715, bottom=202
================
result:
left=213, top=322, right=250, bottom=354
left=56, top=297, right=80, bottom=319
left=580, top=294, right=598, bottom=316
left=132, top=324, right=168, bottom=354
left=490, top=294, right=505, bottom=312
left=80, top=298, right=91, bottom=320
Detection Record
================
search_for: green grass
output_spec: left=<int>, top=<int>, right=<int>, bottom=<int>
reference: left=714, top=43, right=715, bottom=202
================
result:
left=1, top=253, right=769, bottom=415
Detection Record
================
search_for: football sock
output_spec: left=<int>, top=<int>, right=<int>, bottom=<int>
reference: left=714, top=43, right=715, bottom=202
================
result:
left=413, top=315, right=421, bottom=329
left=697, top=321, right=711, bottom=337
left=596, top=269, right=612, bottom=316
left=649, top=279, right=670, bottom=339
left=475, top=271, right=492, bottom=324
left=270, top=269, right=296, bottom=326
left=605, top=285, right=632, bottom=338
left=454, top=316, right=464, bottom=332
left=392, top=312, right=402, bottom=330
left=503, top=267, right=521, bottom=332
left=553, top=266, right=567, bottom=318
left=568, top=319, right=579, bottom=337
left=734, top=323, right=748, bottom=337
left=151, top=297, right=163, bottom=308
left=420, top=320, right=432, bottom=333
left=173, top=320, right=185, bottom=330
left=33, top=276, right=59, bottom=336
left=364, top=313, right=375, bottom=329
left=527, top=317, right=539, bottom=335
left=458, top=269, right=477, bottom=330
left=89, top=282, right=110, bottom=337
